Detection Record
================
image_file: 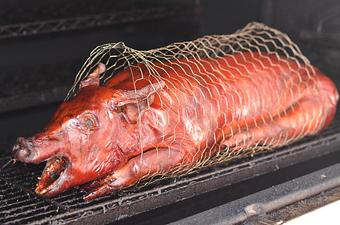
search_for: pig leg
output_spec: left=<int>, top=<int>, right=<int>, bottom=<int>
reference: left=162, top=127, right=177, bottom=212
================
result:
left=221, top=74, right=338, bottom=152
left=221, top=93, right=336, bottom=152
left=84, top=147, right=187, bottom=200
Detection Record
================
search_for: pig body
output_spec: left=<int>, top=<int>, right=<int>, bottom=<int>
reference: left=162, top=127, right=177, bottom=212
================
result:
left=105, top=52, right=338, bottom=161
left=12, top=52, right=338, bottom=200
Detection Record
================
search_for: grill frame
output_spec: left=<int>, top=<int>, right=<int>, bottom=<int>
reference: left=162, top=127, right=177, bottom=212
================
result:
left=1, top=115, right=340, bottom=225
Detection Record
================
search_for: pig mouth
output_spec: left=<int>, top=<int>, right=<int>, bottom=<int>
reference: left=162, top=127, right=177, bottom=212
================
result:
left=35, top=156, right=70, bottom=196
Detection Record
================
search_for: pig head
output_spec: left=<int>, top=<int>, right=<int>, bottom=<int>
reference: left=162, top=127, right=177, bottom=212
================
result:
left=11, top=64, right=165, bottom=197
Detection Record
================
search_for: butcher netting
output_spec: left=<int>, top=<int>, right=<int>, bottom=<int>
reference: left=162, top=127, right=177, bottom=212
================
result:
left=66, top=22, right=325, bottom=181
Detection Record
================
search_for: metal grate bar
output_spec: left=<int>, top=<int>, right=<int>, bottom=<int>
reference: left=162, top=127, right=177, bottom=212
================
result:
left=0, top=7, right=183, bottom=40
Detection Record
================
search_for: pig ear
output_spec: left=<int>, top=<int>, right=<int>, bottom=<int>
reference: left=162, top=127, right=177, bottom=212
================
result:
left=79, top=63, right=106, bottom=88
left=112, top=81, right=165, bottom=123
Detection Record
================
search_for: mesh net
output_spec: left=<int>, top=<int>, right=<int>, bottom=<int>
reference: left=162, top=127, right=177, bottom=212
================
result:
left=66, top=22, right=331, bottom=181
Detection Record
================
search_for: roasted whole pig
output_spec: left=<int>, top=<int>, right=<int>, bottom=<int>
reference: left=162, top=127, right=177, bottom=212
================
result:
left=11, top=50, right=338, bottom=200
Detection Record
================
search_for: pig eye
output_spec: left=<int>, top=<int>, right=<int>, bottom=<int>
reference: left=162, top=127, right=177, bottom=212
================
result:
left=80, top=113, right=98, bottom=131
left=85, top=119, right=94, bottom=128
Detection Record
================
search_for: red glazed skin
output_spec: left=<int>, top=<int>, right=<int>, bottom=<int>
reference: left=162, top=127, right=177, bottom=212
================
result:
left=11, top=52, right=339, bottom=200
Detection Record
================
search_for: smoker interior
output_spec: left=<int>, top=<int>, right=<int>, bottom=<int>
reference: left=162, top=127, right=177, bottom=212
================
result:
left=1, top=0, right=340, bottom=224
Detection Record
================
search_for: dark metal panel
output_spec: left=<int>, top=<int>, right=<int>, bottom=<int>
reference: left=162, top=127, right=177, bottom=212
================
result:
left=169, top=160, right=340, bottom=225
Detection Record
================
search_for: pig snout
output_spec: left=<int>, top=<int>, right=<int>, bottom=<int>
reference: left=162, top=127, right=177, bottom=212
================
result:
left=12, top=134, right=62, bottom=164
left=12, top=137, right=35, bottom=163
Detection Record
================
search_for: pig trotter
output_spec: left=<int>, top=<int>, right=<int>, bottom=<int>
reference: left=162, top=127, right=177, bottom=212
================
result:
left=84, top=148, right=185, bottom=200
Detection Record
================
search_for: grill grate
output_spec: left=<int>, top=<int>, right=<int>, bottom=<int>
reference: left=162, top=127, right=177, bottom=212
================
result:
left=0, top=7, right=184, bottom=40
left=1, top=114, right=340, bottom=224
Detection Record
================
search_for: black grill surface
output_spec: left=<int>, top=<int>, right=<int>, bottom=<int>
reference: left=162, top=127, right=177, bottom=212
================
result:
left=0, top=112, right=340, bottom=224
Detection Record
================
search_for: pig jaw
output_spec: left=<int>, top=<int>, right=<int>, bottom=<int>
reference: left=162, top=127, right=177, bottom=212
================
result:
left=31, top=132, right=127, bottom=197
left=35, top=156, right=71, bottom=196
left=11, top=133, right=70, bottom=196
left=34, top=147, right=126, bottom=197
